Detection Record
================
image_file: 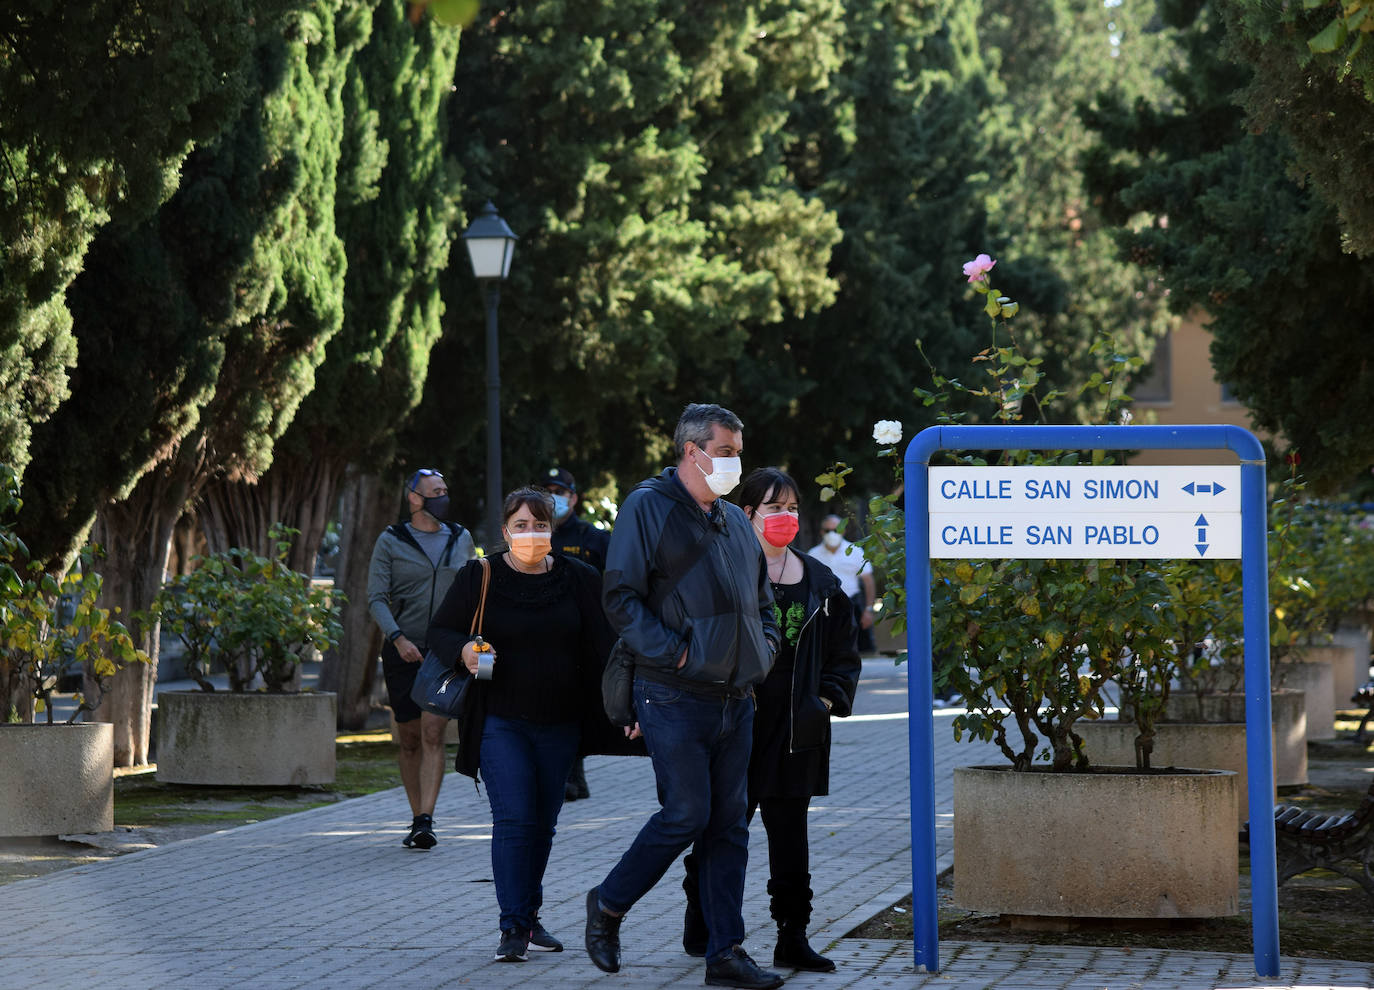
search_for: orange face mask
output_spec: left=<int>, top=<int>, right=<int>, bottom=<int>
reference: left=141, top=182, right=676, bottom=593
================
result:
left=507, top=531, right=552, bottom=566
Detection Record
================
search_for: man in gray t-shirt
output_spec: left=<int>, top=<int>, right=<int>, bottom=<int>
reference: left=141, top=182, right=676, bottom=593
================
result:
left=367, top=469, right=475, bottom=849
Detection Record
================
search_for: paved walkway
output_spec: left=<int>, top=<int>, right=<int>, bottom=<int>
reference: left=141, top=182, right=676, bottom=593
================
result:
left=3, top=660, right=1372, bottom=990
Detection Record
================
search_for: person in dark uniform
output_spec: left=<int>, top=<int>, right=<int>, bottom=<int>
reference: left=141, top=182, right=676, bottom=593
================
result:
left=545, top=467, right=610, bottom=572
left=544, top=466, right=611, bottom=801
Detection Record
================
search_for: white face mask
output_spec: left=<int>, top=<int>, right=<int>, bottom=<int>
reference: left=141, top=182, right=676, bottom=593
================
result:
left=694, top=448, right=742, bottom=497
left=822, top=530, right=843, bottom=550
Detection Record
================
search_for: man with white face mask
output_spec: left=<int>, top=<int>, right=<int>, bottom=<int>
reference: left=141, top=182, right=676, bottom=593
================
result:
left=806, top=514, right=876, bottom=654
left=584, top=403, right=784, bottom=989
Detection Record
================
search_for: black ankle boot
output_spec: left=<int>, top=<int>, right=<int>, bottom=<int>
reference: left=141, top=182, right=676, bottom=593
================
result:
left=773, top=919, right=834, bottom=972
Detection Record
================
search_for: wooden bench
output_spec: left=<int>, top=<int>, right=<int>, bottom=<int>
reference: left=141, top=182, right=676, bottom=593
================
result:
left=1244, top=777, right=1374, bottom=905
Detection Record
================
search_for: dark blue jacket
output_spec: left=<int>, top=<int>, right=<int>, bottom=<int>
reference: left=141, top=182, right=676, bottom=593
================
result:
left=603, top=468, right=780, bottom=697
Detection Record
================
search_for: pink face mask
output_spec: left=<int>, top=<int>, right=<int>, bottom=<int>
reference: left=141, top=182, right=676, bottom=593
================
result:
left=756, top=512, right=800, bottom=548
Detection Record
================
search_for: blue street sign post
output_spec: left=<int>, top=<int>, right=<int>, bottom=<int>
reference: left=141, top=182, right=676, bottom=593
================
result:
left=904, top=424, right=1279, bottom=977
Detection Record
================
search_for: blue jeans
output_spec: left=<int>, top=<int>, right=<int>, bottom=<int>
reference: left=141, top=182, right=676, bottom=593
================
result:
left=598, top=677, right=754, bottom=964
left=479, top=714, right=580, bottom=932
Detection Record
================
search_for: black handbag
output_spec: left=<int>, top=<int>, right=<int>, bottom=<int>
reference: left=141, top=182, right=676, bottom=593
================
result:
left=411, top=557, right=490, bottom=718
left=601, top=523, right=719, bottom=725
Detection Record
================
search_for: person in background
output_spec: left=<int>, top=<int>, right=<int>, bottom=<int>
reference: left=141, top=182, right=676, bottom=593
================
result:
left=806, top=514, right=876, bottom=654
left=366, top=468, right=476, bottom=850
left=428, top=487, right=626, bottom=963
left=583, top=402, right=784, bottom=990
left=544, top=465, right=611, bottom=801
left=681, top=467, right=860, bottom=973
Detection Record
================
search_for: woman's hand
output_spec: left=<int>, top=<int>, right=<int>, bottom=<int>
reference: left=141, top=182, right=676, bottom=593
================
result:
left=459, top=640, right=490, bottom=675
left=624, top=722, right=643, bottom=740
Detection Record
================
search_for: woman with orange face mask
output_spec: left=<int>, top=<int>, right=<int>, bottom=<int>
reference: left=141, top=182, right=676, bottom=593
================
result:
left=428, top=486, right=632, bottom=964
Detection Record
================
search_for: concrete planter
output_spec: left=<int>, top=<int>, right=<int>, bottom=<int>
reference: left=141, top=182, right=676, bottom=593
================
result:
left=1075, top=720, right=1271, bottom=827
left=0, top=722, right=113, bottom=836
left=1162, top=690, right=1307, bottom=788
left=157, top=691, right=336, bottom=786
left=1295, top=643, right=1358, bottom=715
left=1277, top=660, right=1336, bottom=741
left=1332, top=623, right=1371, bottom=692
left=953, top=764, right=1238, bottom=919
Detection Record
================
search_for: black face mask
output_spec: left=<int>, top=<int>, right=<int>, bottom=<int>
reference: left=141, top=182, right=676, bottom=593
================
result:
left=419, top=494, right=450, bottom=521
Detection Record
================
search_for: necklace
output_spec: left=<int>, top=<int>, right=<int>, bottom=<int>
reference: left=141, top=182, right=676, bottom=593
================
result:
left=767, top=550, right=793, bottom=585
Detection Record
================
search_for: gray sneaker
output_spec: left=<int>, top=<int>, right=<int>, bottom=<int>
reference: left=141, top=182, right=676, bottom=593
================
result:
left=496, top=928, right=529, bottom=962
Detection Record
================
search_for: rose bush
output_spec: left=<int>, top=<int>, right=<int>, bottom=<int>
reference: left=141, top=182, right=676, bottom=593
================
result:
left=819, top=255, right=1194, bottom=771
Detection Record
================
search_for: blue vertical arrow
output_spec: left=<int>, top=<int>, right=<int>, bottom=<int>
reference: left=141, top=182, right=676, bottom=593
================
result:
left=1195, top=514, right=1209, bottom=556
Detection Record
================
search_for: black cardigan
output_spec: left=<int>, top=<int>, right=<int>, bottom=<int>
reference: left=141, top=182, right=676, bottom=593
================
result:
left=427, top=554, right=643, bottom=779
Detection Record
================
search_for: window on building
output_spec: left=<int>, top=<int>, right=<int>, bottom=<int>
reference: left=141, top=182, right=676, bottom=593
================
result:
left=1132, top=332, right=1171, bottom=402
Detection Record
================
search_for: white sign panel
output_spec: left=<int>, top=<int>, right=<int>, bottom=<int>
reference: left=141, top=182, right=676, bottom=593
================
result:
left=929, top=466, right=1241, bottom=559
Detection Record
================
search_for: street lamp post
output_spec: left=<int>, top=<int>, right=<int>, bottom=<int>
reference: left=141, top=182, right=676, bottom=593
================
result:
left=461, top=201, right=518, bottom=548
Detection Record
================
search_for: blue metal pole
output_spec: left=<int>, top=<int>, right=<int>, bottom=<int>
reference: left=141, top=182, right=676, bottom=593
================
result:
left=1239, top=454, right=1280, bottom=976
left=906, top=430, right=940, bottom=972
left=902, top=424, right=1277, bottom=978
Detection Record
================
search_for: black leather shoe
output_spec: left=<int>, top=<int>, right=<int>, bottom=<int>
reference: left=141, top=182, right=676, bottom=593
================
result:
left=705, top=945, right=784, bottom=989
left=584, top=887, right=622, bottom=973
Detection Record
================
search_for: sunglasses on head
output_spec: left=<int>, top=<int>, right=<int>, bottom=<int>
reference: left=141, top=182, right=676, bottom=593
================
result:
left=408, top=468, right=443, bottom=491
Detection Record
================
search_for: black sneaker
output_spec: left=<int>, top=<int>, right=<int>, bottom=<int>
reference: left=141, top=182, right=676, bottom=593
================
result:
left=411, top=813, right=436, bottom=850
left=495, top=928, right=529, bottom=962
left=402, top=816, right=421, bottom=848
left=527, top=918, right=563, bottom=952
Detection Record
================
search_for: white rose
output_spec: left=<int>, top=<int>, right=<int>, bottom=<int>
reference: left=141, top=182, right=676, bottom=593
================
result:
left=872, top=420, right=902, bottom=445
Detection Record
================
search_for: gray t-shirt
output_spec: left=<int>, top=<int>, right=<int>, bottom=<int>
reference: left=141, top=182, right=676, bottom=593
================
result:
left=406, top=523, right=452, bottom=566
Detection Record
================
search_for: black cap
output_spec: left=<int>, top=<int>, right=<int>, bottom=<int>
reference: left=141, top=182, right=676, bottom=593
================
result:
left=544, top=467, right=576, bottom=491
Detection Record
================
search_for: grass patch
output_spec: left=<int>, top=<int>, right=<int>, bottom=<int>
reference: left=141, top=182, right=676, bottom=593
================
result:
left=852, top=867, right=1374, bottom=963
left=113, top=731, right=419, bottom=830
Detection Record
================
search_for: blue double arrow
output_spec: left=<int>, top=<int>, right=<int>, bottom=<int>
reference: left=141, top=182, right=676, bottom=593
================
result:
left=1196, top=514, right=1209, bottom=556
left=1182, top=480, right=1227, bottom=496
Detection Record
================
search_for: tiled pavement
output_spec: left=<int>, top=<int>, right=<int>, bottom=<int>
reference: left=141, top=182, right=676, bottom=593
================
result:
left=1, top=659, right=1371, bottom=990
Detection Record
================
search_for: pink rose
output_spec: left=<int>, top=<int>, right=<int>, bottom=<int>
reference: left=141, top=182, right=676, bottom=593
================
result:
left=962, top=254, right=996, bottom=283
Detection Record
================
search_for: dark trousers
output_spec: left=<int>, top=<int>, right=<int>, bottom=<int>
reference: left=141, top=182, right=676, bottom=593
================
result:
left=479, top=714, right=580, bottom=932
left=686, top=796, right=813, bottom=925
left=850, top=593, right=875, bottom=653
left=599, top=677, right=754, bottom=965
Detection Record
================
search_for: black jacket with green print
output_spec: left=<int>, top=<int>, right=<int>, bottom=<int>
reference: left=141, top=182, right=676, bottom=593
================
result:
left=602, top=467, right=780, bottom=698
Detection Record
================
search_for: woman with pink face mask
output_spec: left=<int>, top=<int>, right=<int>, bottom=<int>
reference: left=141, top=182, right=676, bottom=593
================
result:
left=679, top=467, right=862, bottom=974
left=428, top=486, right=635, bottom=964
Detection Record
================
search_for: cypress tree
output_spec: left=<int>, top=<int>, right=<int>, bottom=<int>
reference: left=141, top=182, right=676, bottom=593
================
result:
left=403, top=0, right=846, bottom=526
left=0, top=0, right=283, bottom=474
left=1083, top=0, right=1374, bottom=491
left=17, top=0, right=360, bottom=765
left=1220, top=0, right=1374, bottom=257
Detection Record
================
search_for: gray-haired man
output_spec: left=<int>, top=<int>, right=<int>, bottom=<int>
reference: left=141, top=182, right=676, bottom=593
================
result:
left=584, top=403, right=784, bottom=989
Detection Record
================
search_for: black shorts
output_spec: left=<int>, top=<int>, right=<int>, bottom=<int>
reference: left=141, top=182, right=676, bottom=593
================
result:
left=381, top=641, right=424, bottom=724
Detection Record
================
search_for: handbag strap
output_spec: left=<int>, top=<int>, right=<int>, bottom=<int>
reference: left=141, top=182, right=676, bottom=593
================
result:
left=469, top=557, right=492, bottom=636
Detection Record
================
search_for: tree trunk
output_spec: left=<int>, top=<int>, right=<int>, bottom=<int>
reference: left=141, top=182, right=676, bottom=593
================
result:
left=198, top=454, right=345, bottom=575
left=90, top=472, right=185, bottom=767
left=320, top=469, right=394, bottom=729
